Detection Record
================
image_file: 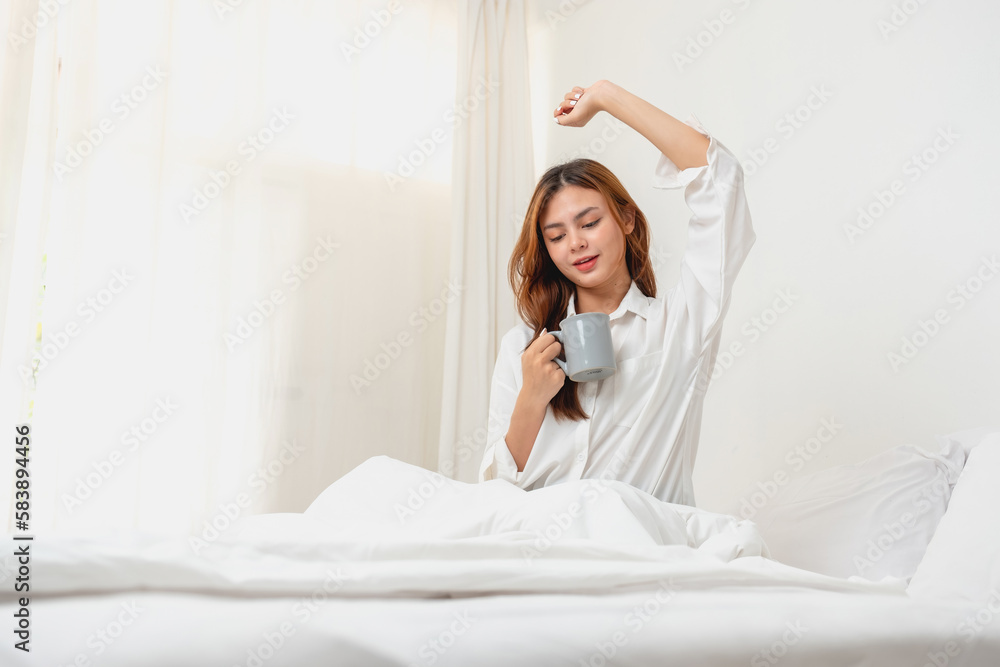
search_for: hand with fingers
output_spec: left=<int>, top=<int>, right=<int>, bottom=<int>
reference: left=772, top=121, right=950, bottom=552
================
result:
left=520, top=328, right=566, bottom=406
left=553, top=80, right=614, bottom=128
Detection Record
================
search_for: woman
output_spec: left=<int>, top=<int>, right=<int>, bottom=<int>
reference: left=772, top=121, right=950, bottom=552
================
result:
left=478, top=80, right=756, bottom=508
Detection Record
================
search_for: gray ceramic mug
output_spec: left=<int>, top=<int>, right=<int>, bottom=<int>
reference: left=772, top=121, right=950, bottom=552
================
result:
left=549, top=312, right=616, bottom=382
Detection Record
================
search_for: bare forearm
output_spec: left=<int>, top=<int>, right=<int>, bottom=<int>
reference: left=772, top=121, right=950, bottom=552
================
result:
left=598, top=81, right=709, bottom=170
left=504, top=394, right=547, bottom=472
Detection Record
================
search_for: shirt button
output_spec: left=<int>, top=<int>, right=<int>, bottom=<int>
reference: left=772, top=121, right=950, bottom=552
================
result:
left=576, top=452, right=586, bottom=463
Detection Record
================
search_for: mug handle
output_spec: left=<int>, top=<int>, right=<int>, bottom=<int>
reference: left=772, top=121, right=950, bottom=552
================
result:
left=548, top=330, right=568, bottom=374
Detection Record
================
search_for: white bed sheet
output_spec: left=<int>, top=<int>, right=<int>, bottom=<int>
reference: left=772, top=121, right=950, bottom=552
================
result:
left=3, top=455, right=996, bottom=665
left=6, top=587, right=999, bottom=667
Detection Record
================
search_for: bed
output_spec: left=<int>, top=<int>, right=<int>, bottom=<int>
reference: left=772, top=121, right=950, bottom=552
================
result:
left=3, top=427, right=999, bottom=666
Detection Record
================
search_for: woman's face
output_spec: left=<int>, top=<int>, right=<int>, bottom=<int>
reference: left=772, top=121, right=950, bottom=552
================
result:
left=539, top=185, right=634, bottom=289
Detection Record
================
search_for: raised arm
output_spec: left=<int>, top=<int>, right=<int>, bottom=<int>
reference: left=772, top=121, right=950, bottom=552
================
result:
left=554, top=79, right=709, bottom=170
left=556, top=80, right=756, bottom=360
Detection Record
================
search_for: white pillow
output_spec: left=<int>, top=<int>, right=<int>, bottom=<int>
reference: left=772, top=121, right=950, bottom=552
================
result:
left=907, top=432, right=1000, bottom=604
left=725, top=437, right=967, bottom=582
left=935, top=424, right=1000, bottom=457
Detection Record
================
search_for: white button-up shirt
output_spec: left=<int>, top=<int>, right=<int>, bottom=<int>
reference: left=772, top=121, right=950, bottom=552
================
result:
left=478, top=116, right=756, bottom=507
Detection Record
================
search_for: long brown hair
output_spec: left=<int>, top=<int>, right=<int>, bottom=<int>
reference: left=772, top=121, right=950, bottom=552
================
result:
left=508, top=158, right=656, bottom=422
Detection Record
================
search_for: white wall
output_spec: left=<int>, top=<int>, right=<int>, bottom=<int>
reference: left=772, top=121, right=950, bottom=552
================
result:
left=527, top=0, right=1000, bottom=511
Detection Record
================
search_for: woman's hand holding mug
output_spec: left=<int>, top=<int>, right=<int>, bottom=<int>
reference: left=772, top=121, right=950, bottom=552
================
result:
left=520, top=328, right=566, bottom=406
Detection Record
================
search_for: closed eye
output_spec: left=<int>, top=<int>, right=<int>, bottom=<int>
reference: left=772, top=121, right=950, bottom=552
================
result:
left=549, top=218, right=600, bottom=242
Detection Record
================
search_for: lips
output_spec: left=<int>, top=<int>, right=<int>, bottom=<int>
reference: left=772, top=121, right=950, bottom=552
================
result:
left=573, top=255, right=598, bottom=270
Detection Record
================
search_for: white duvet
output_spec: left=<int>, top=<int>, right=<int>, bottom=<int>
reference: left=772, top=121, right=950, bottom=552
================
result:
left=5, top=456, right=905, bottom=600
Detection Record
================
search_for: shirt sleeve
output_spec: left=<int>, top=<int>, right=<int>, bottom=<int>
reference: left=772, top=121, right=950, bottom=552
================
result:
left=651, top=114, right=756, bottom=358
left=478, top=331, right=523, bottom=484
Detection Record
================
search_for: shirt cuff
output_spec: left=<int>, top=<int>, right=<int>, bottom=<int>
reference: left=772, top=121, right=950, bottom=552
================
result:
left=650, top=113, right=712, bottom=190
left=493, top=436, right=520, bottom=483
left=478, top=435, right=522, bottom=483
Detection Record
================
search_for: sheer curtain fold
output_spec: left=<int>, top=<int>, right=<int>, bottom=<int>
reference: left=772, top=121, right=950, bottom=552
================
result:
left=1, top=0, right=458, bottom=533
left=0, top=0, right=58, bottom=525
left=438, top=0, right=534, bottom=481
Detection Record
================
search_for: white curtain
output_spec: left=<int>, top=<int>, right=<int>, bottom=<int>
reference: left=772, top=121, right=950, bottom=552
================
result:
left=437, top=0, right=535, bottom=482
left=0, top=0, right=460, bottom=534
left=0, top=0, right=58, bottom=528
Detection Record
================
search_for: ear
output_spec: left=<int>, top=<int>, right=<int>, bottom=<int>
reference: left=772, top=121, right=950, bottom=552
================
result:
left=623, top=206, right=636, bottom=234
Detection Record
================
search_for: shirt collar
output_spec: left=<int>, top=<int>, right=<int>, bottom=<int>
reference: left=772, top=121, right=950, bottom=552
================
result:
left=567, top=279, right=648, bottom=322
